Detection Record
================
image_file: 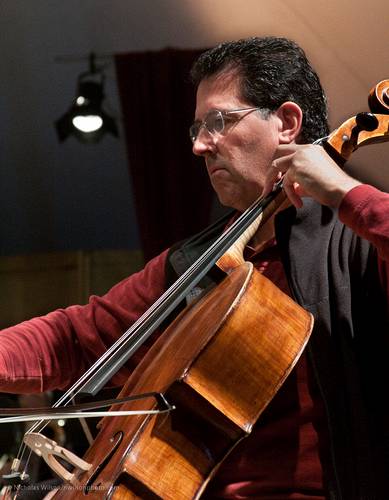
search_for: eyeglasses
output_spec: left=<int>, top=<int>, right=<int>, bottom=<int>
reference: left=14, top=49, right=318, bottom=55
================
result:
left=189, top=107, right=263, bottom=143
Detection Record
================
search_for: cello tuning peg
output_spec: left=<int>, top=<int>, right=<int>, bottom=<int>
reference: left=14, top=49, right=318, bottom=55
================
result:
left=355, top=112, right=379, bottom=132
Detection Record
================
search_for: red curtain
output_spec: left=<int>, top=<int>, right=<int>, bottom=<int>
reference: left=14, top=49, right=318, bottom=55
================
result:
left=115, top=48, right=214, bottom=262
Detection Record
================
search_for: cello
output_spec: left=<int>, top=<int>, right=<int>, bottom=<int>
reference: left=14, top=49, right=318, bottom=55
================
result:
left=2, top=79, right=389, bottom=499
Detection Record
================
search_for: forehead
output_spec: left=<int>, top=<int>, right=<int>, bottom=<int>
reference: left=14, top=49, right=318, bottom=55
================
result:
left=195, top=71, right=248, bottom=118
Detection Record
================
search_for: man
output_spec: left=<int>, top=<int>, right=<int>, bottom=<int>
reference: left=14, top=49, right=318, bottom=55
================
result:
left=1, top=37, right=389, bottom=498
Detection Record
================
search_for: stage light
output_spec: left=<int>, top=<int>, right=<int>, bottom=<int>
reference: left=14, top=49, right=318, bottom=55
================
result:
left=55, top=54, right=118, bottom=143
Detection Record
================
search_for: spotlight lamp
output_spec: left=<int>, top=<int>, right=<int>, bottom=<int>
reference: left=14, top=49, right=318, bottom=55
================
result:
left=55, top=53, right=118, bottom=143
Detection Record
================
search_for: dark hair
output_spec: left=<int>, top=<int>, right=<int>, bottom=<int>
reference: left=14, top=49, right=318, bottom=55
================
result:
left=190, top=37, right=329, bottom=143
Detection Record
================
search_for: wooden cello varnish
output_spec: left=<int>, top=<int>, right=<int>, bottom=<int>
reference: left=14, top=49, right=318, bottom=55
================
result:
left=51, top=192, right=313, bottom=500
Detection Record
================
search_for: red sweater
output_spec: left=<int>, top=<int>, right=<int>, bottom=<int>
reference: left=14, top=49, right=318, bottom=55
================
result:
left=1, top=184, right=389, bottom=498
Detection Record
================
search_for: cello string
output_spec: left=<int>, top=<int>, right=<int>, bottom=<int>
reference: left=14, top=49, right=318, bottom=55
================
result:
left=44, top=188, right=279, bottom=408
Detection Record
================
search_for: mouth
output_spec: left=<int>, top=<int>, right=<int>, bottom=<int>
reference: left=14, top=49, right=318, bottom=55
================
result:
left=206, top=161, right=227, bottom=176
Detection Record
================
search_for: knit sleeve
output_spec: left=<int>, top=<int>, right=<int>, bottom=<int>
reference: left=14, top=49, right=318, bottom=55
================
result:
left=0, top=248, right=169, bottom=394
left=339, top=184, right=389, bottom=261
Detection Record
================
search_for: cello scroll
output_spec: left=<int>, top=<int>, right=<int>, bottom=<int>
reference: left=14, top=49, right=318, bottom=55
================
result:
left=324, top=79, right=389, bottom=162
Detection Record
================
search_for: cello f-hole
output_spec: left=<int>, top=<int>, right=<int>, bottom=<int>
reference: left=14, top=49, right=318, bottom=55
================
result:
left=83, top=431, right=123, bottom=495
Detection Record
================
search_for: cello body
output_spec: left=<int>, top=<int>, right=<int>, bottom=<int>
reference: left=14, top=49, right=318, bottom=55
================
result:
left=51, top=262, right=313, bottom=499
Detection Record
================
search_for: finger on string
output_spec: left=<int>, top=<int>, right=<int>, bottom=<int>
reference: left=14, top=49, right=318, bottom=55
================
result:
left=283, top=179, right=303, bottom=208
left=262, top=163, right=284, bottom=197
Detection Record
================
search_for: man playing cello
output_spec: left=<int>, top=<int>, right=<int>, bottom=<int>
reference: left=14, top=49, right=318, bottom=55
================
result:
left=1, top=37, right=389, bottom=499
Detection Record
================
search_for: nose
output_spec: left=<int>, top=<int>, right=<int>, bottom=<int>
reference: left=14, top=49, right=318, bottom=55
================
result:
left=192, top=128, right=215, bottom=157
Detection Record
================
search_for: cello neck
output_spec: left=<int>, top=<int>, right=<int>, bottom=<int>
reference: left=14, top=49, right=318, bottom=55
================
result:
left=216, top=189, right=288, bottom=273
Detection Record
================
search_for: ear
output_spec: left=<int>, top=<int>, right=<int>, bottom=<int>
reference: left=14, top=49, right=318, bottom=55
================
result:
left=275, top=102, right=303, bottom=144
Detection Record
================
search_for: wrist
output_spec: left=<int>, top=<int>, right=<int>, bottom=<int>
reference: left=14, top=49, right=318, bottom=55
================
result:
left=333, top=179, right=362, bottom=208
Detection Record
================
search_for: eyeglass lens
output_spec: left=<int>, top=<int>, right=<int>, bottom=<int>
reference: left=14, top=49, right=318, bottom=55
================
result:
left=189, top=110, right=224, bottom=142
